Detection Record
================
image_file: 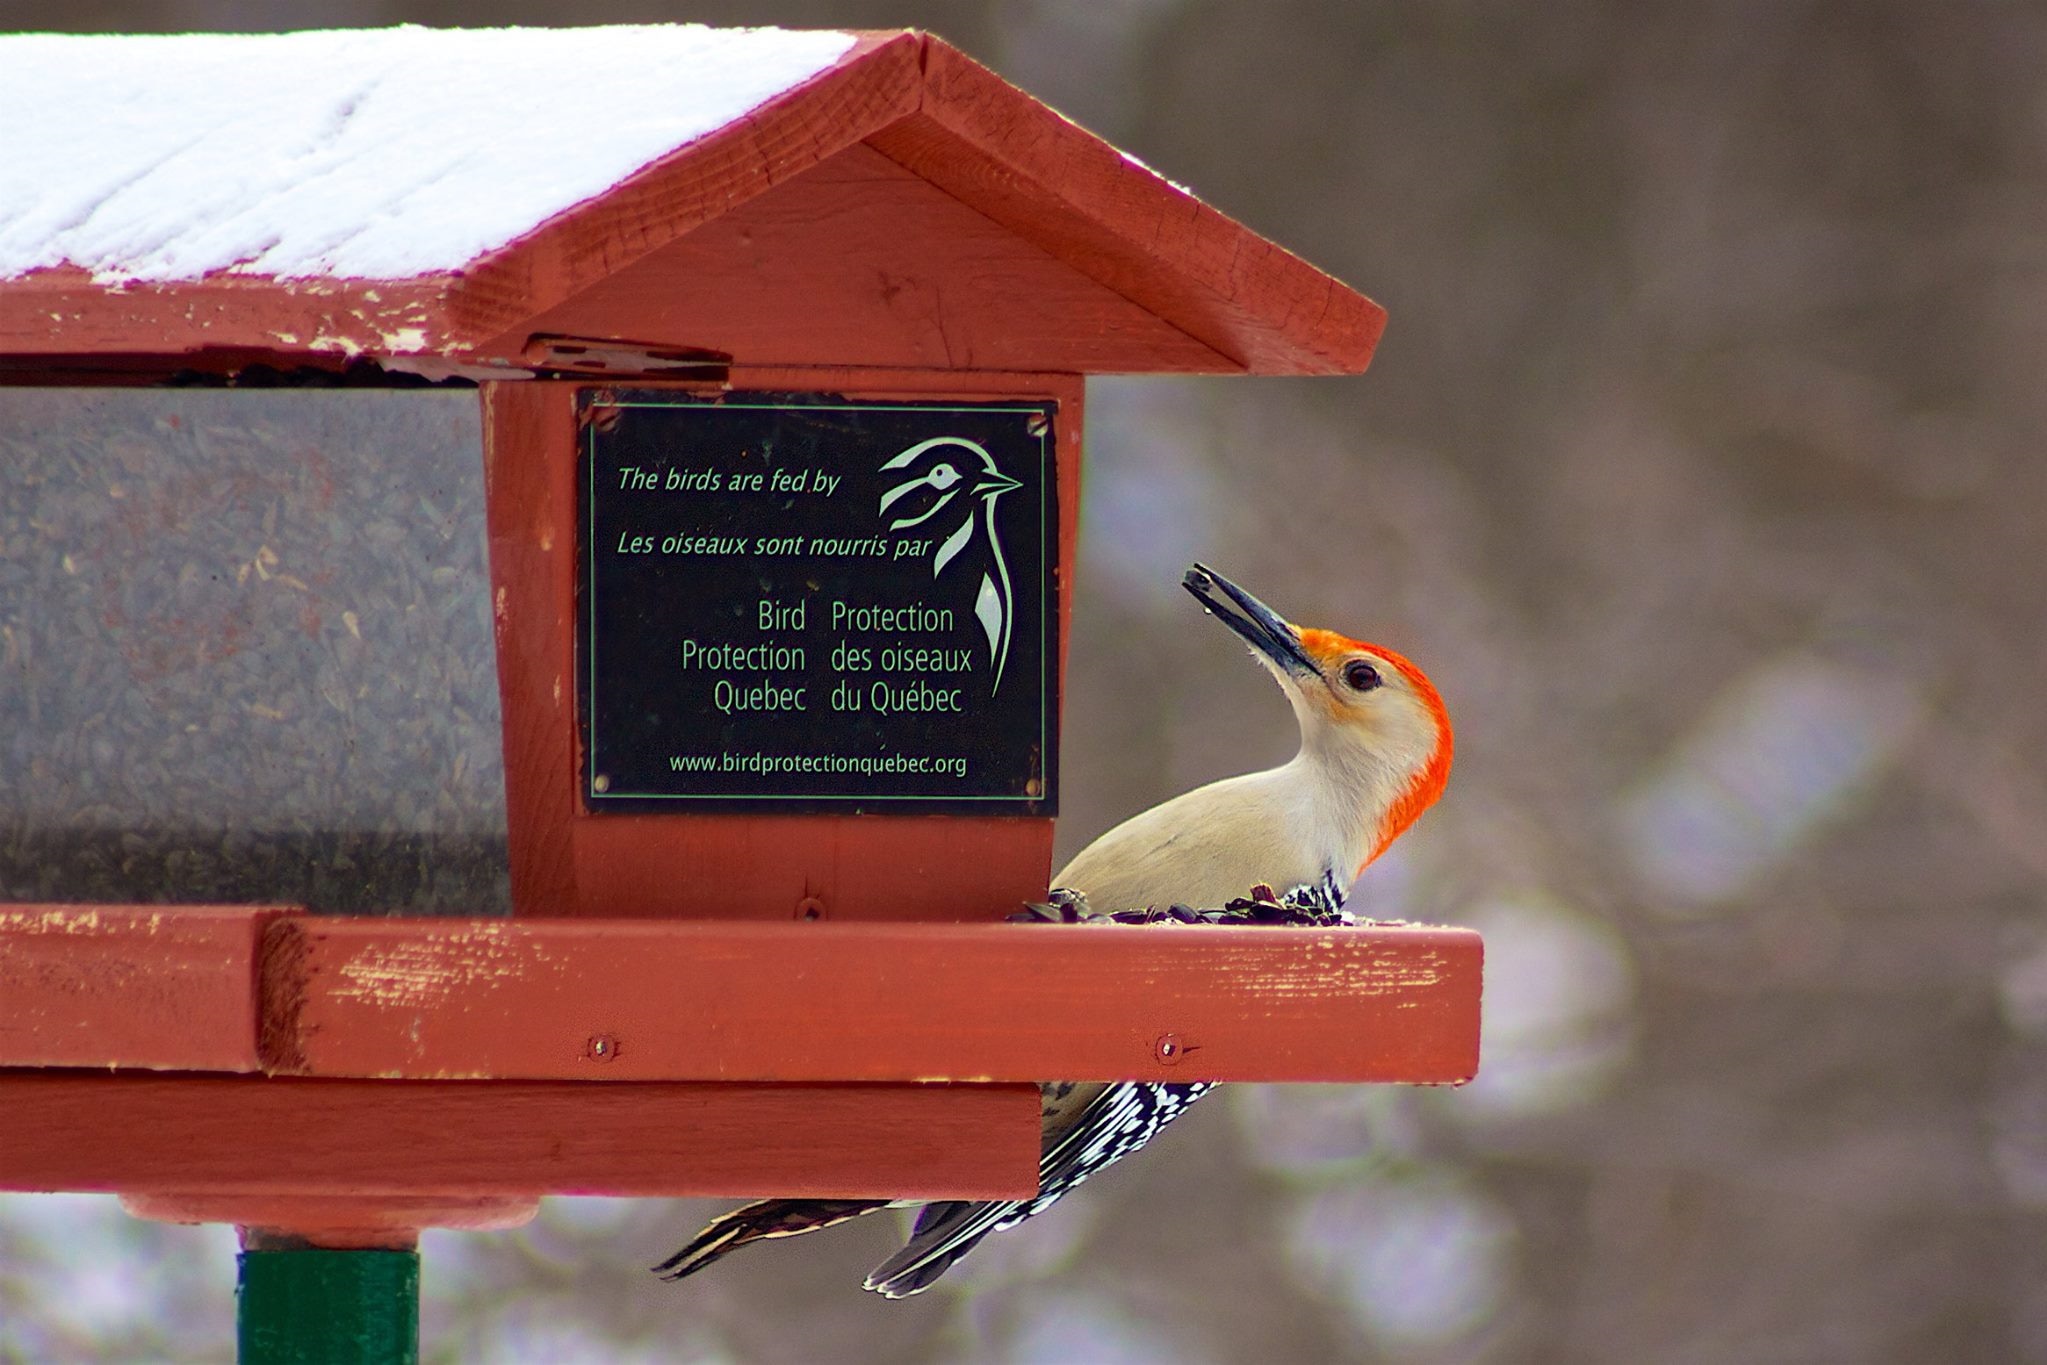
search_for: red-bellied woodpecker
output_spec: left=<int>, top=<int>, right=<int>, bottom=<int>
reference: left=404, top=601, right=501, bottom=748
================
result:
left=653, top=563, right=1453, bottom=1296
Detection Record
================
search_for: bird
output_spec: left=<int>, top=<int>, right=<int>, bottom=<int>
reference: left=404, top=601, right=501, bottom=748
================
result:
left=876, top=436, right=1022, bottom=692
left=651, top=562, right=1453, bottom=1296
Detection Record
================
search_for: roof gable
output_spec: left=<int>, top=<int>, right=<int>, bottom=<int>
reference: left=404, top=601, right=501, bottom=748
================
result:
left=503, top=144, right=1233, bottom=373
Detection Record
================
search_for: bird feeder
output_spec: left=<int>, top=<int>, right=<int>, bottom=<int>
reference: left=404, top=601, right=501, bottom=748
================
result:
left=0, top=26, right=1481, bottom=1359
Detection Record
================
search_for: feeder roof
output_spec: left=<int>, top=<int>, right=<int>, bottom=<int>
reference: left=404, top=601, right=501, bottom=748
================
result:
left=0, top=26, right=860, bottom=285
left=0, top=26, right=1383, bottom=376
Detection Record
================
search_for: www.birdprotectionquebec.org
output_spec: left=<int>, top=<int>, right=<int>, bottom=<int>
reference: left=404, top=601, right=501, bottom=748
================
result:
left=669, top=751, right=970, bottom=778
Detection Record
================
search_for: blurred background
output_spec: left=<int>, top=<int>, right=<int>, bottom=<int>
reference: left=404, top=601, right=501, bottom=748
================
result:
left=5, top=0, right=2046, bottom=1361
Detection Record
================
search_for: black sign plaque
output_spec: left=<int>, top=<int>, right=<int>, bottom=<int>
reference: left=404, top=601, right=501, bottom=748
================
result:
left=580, top=390, right=1058, bottom=814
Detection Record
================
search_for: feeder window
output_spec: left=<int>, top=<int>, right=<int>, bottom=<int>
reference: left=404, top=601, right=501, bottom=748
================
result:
left=0, top=389, right=507, bottom=912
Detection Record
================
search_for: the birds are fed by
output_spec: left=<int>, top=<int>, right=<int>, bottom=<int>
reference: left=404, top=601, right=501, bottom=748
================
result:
left=653, top=563, right=1454, bottom=1297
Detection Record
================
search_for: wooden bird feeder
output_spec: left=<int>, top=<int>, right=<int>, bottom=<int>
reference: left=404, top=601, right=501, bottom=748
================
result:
left=0, top=25, right=1480, bottom=1359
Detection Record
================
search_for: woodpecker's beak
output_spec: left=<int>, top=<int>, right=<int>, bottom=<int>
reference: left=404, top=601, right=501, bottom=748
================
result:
left=1183, top=564, right=1317, bottom=676
left=974, top=469, right=1022, bottom=497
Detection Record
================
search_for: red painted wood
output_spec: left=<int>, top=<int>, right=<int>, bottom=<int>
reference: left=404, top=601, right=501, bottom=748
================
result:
left=0, top=269, right=455, bottom=362
left=566, top=813, right=1059, bottom=924
left=500, top=144, right=1234, bottom=373
left=482, top=381, right=584, bottom=916
left=0, top=32, right=1379, bottom=377
left=448, top=32, right=926, bottom=349
left=260, top=917, right=1482, bottom=1085
left=0, top=34, right=920, bottom=365
left=0, top=903, right=293, bottom=1071
left=0, top=1073, right=1041, bottom=1201
left=869, top=37, right=1387, bottom=376
left=482, top=369, right=1084, bottom=922
left=125, top=1193, right=538, bottom=1245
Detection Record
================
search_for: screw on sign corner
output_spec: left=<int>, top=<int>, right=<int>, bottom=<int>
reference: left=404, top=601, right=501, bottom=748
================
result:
left=584, top=1033, right=622, bottom=1064
left=577, top=389, right=625, bottom=433
left=1154, top=1033, right=1187, bottom=1066
left=794, top=897, right=828, bottom=921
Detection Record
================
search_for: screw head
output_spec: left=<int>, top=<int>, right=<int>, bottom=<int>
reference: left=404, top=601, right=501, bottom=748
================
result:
left=1154, top=1033, right=1183, bottom=1065
left=585, top=1033, right=621, bottom=1063
left=795, top=897, right=827, bottom=921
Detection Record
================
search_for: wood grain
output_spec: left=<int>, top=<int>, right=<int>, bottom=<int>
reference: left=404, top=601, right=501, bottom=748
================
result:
left=446, top=32, right=926, bottom=347
left=869, top=37, right=1387, bottom=376
left=0, top=903, right=293, bottom=1071
left=260, top=916, right=1482, bottom=1085
left=0, top=1073, right=1042, bottom=1201
left=481, top=380, right=583, bottom=916
left=496, top=144, right=1234, bottom=373
left=0, top=270, right=456, bottom=362
left=124, top=1191, right=538, bottom=1242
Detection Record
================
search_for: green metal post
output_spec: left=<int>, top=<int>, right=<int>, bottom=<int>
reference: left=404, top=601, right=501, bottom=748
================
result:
left=237, top=1247, right=420, bottom=1365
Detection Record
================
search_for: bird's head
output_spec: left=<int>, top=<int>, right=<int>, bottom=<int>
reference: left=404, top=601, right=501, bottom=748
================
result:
left=878, top=437, right=1021, bottom=531
left=1183, top=563, right=1452, bottom=866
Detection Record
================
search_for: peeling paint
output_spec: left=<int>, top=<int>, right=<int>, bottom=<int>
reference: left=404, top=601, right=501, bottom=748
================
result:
left=2, top=907, right=105, bottom=933
left=308, top=332, right=364, bottom=357
left=327, top=926, right=551, bottom=1013
left=1236, top=939, right=1451, bottom=999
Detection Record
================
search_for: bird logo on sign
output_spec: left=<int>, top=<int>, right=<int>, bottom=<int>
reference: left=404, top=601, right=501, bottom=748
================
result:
left=877, top=436, right=1022, bottom=693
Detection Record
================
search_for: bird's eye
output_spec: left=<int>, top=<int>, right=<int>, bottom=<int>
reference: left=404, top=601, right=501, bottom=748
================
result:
left=1342, top=660, right=1382, bottom=692
left=928, top=464, right=961, bottom=488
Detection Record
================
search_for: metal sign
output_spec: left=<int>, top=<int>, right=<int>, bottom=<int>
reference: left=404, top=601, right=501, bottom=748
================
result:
left=580, top=390, right=1058, bottom=813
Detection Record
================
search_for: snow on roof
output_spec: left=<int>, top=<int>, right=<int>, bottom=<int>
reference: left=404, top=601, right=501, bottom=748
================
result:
left=0, top=25, right=856, bottom=284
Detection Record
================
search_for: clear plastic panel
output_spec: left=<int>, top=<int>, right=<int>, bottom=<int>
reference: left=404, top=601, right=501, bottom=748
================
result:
left=0, top=389, right=508, bottom=913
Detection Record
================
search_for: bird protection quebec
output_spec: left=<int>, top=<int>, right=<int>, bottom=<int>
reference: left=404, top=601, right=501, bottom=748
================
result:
left=653, top=564, right=1453, bottom=1296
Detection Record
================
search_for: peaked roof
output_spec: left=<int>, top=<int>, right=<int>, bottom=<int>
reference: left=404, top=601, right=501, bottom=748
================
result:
left=0, top=27, right=1383, bottom=376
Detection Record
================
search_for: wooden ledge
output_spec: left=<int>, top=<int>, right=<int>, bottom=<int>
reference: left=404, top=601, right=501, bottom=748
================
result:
left=0, top=904, right=294, bottom=1071
left=0, top=906, right=1478, bottom=1210
left=0, top=1073, right=1040, bottom=1202
left=2, top=905, right=1480, bottom=1085
left=266, top=917, right=1480, bottom=1085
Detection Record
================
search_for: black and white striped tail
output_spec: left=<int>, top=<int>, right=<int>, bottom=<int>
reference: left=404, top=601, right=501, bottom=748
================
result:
left=652, top=1199, right=888, bottom=1282
left=863, top=1081, right=1212, bottom=1298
